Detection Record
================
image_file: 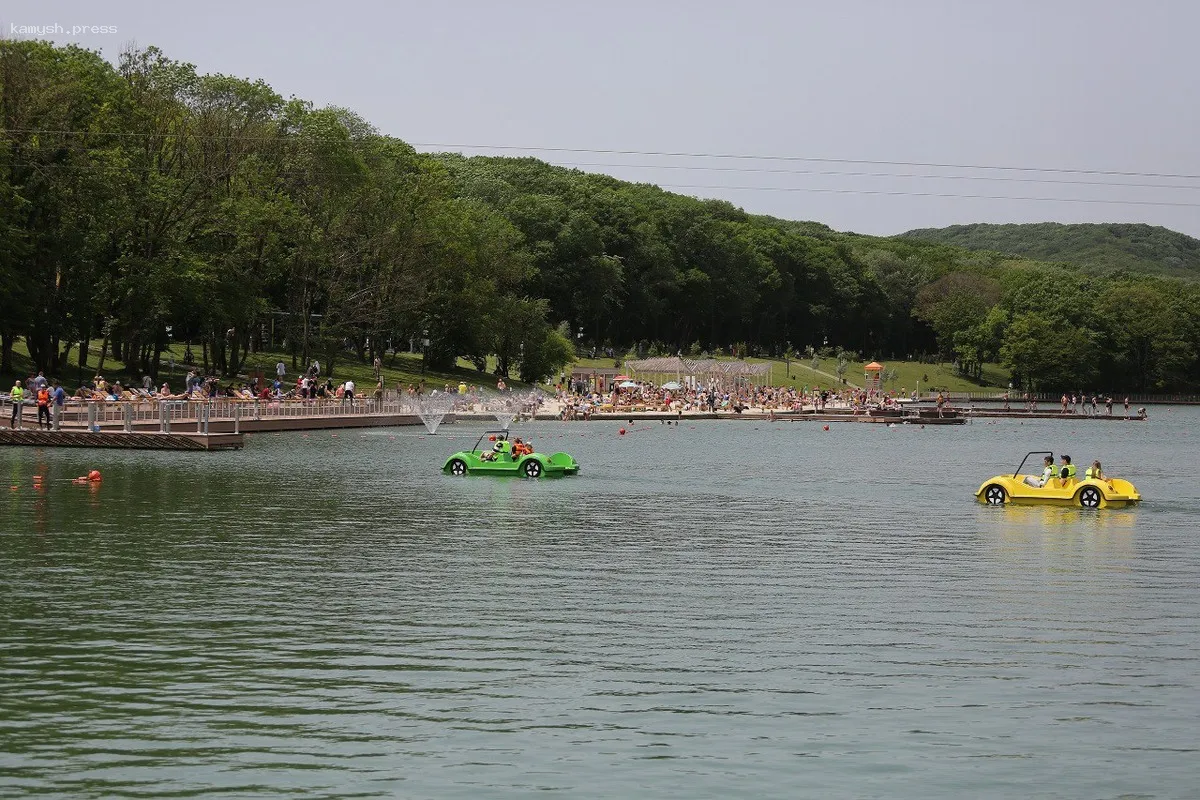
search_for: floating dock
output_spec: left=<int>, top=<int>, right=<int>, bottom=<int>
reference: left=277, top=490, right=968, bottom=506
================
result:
left=0, top=429, right=244, bottom=450
left=964, top=409, right=1145, bottom=421
left=550, top=409, right=968, bottom=425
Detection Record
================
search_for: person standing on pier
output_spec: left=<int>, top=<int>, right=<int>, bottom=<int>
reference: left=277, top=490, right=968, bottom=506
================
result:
left=36, top=386, right=51, bottom=429
left=9, top=380, right=24, bottom=428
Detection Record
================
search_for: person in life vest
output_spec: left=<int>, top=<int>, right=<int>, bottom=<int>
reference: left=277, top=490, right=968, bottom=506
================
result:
left=1084, top=460, right=1103, bottom=480
left=36, top=386, right=51, bottom=429
left=1058, top=454, right=1077, bottom=481
left=512, top=438, right=533, bottom=457
left=482, top=436, right=511, bottom=462
left=1024, top=455, right=1055, bottom=487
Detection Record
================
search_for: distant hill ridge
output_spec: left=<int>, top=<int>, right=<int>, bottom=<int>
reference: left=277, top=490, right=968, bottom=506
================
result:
left=899, top=222, right=1200, bottom=278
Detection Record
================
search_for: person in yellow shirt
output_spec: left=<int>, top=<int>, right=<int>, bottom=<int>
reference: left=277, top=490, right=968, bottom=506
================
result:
left=9, top=381, right=24, bottom=427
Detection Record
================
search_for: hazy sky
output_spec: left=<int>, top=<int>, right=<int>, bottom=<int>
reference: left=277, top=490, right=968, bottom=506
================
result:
left=7, top=0, right=1200, bottom=236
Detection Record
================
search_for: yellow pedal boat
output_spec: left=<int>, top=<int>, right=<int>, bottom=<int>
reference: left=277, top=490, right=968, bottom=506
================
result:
left=975, top=451, right=1141, bottom=509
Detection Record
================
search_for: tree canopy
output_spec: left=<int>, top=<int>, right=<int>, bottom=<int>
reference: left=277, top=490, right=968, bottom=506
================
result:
left=902, top=222, right=1200, bottom=279
left=3, top=40, right=1199, bottom=393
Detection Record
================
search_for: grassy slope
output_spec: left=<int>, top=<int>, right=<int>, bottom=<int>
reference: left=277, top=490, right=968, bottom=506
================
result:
left=2, top=342, right=535, bottom=393
left=8, top=342, right=1009, bottom=395
left=899, top=222, right=1200, bottom=278
left=571, top=356, right=1009, bottom=393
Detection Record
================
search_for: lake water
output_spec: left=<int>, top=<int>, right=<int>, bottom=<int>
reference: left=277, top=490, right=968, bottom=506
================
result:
left=1, top=411, right=1197, bottom=798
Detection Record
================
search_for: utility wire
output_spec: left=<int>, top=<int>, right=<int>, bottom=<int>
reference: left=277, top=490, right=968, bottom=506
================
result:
left=550, top=161, right=1200, bottom=191
left=10, top=156, right=1200, bottom=192
left=408, top=142, right=1200, bottom=182
left=5, top=161, right=1200, bottom=208
left=654, top=185, right=1200, bottom=208
left=3, top=127, right=1199, bottom=181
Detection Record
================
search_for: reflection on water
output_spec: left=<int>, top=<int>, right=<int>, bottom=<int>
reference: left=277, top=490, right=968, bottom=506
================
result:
left=1, top=412, right=1198, bottom=798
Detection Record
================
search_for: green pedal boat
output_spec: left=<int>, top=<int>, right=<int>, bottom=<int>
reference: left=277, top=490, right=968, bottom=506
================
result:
left=443, top=430, right=580, bottom=478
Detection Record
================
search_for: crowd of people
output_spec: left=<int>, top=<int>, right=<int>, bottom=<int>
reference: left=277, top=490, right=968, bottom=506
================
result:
left=1, top=366, right=392, bottom=428
left=1056, top=393, right=1146, bottom=419
left=0, top=365, right=1159, bottom=429
left=552, top=379, right=912, bottom=420
left=995, top=391, right=1147, bottom=418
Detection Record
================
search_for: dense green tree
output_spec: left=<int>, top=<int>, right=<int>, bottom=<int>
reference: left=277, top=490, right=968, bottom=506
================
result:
left=913, top=272, right=1002, bottom=359
left=1000, top=312, right=1097, bottom=391
left=1094, top=283, right=1194, bottom=391
left=2, top=39, right=1199, bottom=391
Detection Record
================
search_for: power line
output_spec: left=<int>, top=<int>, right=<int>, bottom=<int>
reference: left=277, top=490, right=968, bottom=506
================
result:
left=551, top=161, right=1200, bottom=192
left=408, top=141, right=1200, bottom=182
left=656, top=184, right=1200, bottom=208
left=5, top=160, right=1200, bottom=208
left=10, top=155, right=1200, bottom=193
left=6, top=160, right=1198, bottom=207
left=3, top=127, right=1200, bottom=181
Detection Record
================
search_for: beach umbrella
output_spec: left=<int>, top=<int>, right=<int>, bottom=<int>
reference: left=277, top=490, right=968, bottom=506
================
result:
left=618, top=380, right=639, bottom=388
left=662, top=381, right=683, bottom=390
left=614, top=375, right=631, bottom=381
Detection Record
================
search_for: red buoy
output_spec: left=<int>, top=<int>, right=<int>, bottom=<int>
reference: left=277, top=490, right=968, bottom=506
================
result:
left=822, top=425, right=829, bottom=431
left=619, top=428, right=626, bottom=435
left=88, top=470, right=102, bottom=482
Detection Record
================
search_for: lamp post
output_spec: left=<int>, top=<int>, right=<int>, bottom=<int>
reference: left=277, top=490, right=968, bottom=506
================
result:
left=421, top=329, right=430, bottom=376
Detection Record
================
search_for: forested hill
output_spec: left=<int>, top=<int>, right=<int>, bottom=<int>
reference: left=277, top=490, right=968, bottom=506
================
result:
left=900, top=223, right=1200, bottom=278
left=3, top=39, right=1200, bottom=394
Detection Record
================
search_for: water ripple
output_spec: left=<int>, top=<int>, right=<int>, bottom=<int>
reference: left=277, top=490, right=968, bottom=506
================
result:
left=2, top=415, right=1198, bottom=797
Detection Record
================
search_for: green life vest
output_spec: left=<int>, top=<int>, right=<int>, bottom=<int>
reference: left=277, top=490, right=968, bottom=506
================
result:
left=1061, top=463, right=1077, bottom=480
left=1084, top=466, right=1098, bottom=480
left=10, top=386, right=23, bottom=401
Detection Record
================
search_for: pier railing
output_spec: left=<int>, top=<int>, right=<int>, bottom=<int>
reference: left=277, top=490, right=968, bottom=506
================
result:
left=1, top=396, right=482, bottom=434
left=915, top=392, right=1200, bottom=405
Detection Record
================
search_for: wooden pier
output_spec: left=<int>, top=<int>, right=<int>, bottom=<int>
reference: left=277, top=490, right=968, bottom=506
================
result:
left=964, top=409, right=1145, bottom=421
left=0, top=429, right=244, bottom=451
